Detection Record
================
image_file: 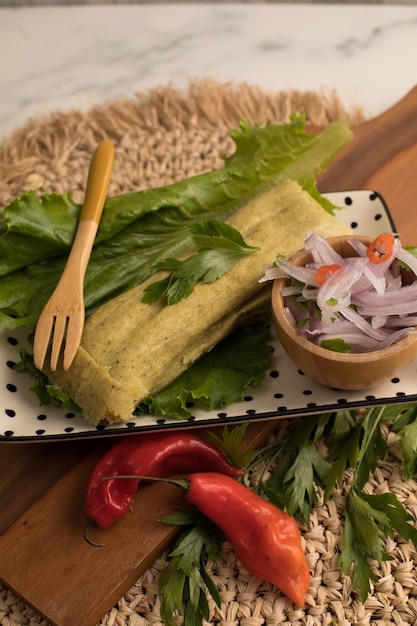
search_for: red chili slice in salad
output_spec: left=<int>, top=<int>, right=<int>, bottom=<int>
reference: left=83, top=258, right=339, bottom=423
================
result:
left=314, top=263, right=342, bottom=286
left=366, top=233, right=395, bottom=264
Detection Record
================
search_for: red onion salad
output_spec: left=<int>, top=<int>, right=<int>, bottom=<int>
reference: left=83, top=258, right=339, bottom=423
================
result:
left=263, top=232, right=417, bottom=354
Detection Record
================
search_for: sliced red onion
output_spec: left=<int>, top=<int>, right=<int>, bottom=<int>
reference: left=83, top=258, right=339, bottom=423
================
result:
left=355, top=281, right=417, bottom=311
left=385, top=271, right=402, bottom=291
left=304, top=231, right=345, bottom=265
left=277, top=233, right=417, bottom=354
left=301, top=286, right=319, bottom=301
left=346, top=238, right=368, bottom=257
left=316, top=261, right=364, bottom=321
left=371, top=315, right=389, bottom=329
left=259, top=265, right=284, bottom=283
left=358, top=298, right=417, bottom=316
left=307, top=319, right=359, bottom=336
left=374, top=327, right=417, bottom=350
left=360, top=262, right=387, bottom=296
left=339, top=306, right=390, bottom=341
left=281, top=285, right=304, bottom=297
left=383, top=315, right=417, bottom=328
left=275, top=258, right=318, bottom=286
left=283, top=306, right=297, bottom=328
left=396, top=246, right=417, bottom=276
left=318, top=332, right=381, bottom=352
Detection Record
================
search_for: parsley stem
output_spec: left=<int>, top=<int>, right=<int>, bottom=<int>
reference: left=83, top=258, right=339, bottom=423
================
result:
left=244, top=437, right=289, bottom=492
left=352, top=406, right=387, bottom=489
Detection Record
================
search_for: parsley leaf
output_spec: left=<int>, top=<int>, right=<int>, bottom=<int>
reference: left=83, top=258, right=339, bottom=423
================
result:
left=340, top=487, right=417, bottom=600
left=352, top=407, right=388, bottom=489
left=320, top=337, right=351, bottom=353
left=392, top=403, right=417, bottom=477
left=159, top=508, right=221, bottom=626
left=206, top=422, right=257, bottom=469
left=262, top=413, right=333, bottom=522
left=248, top=404, right=417, bottom=603
left=325, top=297, right=338, bottom=306
left=142, top=219, right=259, bottom=305
left=339, top=489, right=380, bottom=595
left=14, top=347, right=79, bottom=410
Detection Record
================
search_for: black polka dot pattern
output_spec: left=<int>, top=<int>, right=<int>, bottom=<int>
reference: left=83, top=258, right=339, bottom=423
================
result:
left=1, top=191, right=416, bottom=441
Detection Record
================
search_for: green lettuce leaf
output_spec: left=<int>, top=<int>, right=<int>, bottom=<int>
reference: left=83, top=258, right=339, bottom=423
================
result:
left=0, top=115, right=352, bottom=330
left=0, top=192, right=80, bottom=275
left=136, top=320, right=273, bottom=419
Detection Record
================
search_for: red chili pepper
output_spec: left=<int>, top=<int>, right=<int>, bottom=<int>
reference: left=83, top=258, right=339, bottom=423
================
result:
left=314, top=263, right=342, bottom=286
left=366, top=233, right=395, bottom=264
left=182, top=472, right=310, bottom=607
left=85, top=432, right=244, bottom=529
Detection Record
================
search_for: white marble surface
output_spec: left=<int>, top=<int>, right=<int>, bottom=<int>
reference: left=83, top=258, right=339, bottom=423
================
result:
left=1, top=3, right=417, bottom=140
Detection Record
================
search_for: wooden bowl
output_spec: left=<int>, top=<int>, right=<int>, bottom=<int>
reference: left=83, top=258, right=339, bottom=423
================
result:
left=271, top=235, right=417, bottom=390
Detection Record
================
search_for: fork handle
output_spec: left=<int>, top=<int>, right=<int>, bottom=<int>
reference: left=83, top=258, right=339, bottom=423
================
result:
left=60, top=140, right=115, bottom=287
left=80, top=140, right=115, bottom=223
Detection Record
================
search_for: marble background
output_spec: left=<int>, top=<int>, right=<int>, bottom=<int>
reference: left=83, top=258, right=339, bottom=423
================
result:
left=3, top=0, right=417, bottom=5
left=1, top=2, right=417, bottom=140
left=2, top=0, right=417, bottom=5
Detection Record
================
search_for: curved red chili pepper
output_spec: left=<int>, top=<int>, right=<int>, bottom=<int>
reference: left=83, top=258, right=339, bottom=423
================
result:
left=85, top=432, right=244, bottom=529
left=184, top=472, right=310, bottom=607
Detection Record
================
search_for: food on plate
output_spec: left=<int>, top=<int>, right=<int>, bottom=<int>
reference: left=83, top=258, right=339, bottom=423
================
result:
left=47, top=181, right=352, bottom=425
left=0, top=115, right=354, bottom=422
left=270, top=232, right=417, bottom=353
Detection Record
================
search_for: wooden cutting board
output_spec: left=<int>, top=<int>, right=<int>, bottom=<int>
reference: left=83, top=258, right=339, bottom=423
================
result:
left=2, top=85, right=417, bottom=626
left=0, top=422, right=278, bottom=626
left=317, top=85, right=417, bottom=245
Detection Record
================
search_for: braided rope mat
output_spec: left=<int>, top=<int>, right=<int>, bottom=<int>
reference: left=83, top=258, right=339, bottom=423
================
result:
left=1, top=79, right=417, bottom=626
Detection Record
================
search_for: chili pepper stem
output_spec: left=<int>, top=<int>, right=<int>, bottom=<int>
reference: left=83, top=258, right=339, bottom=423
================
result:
left=100, top=474, right=191, bottom=492
left=84, top=517, right=104, bottom=548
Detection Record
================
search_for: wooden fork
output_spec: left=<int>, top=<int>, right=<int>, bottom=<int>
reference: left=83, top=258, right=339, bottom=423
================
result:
left=33, top=140, right=115, bottom=372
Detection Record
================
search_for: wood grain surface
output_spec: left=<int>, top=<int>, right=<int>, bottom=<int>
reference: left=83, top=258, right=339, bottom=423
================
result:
left=317, top=85, right=417, bottom=245
left=2, top=85, right=417, bottom=626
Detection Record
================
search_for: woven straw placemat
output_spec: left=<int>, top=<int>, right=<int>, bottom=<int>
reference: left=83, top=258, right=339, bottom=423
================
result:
left=1, top=79, right=417, bottom=626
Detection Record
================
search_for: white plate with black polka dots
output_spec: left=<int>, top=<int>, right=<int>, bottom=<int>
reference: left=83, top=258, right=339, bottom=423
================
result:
left=2, top=190, right=415, bottom=442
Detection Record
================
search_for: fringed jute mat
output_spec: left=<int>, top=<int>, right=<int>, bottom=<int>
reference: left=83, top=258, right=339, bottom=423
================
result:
left=2, top=79, right=416, bottom=626
left=0, top=79, right=365, bottom=207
